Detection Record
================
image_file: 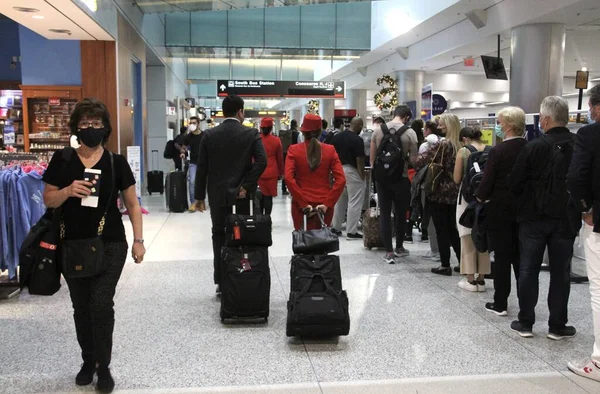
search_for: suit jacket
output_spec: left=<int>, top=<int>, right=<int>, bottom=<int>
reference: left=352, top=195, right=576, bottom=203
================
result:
left=195, top=119, right=267, bottom=207
left=567, top=123, right=600, bottom=233
left=285, top=141, right=346, bottom=209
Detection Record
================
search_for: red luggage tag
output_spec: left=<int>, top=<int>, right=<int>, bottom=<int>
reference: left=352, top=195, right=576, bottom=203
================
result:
left=240, top=253, right=251, bottom=271
left=233, top=224, right=241, bottom=240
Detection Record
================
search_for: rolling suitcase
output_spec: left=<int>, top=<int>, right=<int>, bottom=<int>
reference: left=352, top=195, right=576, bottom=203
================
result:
left=147, top=150, right=164, bottom=195
left=363, top=194, right=384, bottom=250
left=165, top=170, right=187, bottom=213
left=290, top=254, right=342, bottom=292
left=220, top=245, right=270, bottom=322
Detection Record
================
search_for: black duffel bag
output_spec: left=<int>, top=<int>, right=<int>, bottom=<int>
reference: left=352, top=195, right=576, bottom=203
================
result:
left=292, top=210, right=339, bottom=255
left=225, top=198, right=272, bottom=247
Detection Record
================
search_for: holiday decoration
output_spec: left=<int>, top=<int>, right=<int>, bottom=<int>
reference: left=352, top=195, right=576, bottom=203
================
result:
left=373, top=75, right=398, bottom=111
left=307, top=99, right=320, bottom=115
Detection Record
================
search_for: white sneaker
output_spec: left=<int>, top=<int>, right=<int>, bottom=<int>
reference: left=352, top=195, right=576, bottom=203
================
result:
left=458, top=278, right=478, bottom=292
left=423, top=252, right=441, bottom=262
left=477, top=281, right=486, bottom=292
left=568, top=358, right=600, bottom=382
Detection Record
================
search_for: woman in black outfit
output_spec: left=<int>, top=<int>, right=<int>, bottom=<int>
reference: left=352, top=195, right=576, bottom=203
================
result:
left=43, top=98, right=145, bottom=393
left=476, top=106, right=527, bottom=316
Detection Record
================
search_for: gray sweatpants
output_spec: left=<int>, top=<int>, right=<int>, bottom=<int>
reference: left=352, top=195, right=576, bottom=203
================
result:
left=333, top=165, right=365, bottom=234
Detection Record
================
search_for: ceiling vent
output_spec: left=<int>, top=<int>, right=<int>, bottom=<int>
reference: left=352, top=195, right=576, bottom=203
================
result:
left=13, top=7, right=40, bottom=13
left=49, top=29, right=72, bottom=35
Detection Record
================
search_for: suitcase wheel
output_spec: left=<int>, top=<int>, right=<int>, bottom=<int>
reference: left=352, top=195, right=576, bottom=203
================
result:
left=367, top=247, right=372, bottom=250
left=148, top=192, right=152, bottom=196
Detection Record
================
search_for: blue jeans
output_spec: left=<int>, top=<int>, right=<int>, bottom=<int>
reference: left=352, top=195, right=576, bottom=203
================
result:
left=187, top=163, right=197, bottom=205
left=518, top=219, right=575, bottom=328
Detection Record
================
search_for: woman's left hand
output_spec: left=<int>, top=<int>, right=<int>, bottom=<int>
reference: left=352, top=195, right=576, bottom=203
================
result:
left=316, top=204, right=328, bottom=214
left=132, top=242, right=146, bottom=264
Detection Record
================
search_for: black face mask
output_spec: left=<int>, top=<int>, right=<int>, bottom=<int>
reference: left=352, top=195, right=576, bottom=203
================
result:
left=77, top=128, right=105, bottom=148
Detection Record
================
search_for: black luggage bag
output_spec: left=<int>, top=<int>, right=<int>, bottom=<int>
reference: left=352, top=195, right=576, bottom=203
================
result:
left=147, top=150, right=164, bottom=195
left=165, top=170, right=187, bottom=213
left=220, top=245, right=271, bottom=322
left=290, top=254, right=342, bottom=292
left=225, top=198, right=272, bottom=247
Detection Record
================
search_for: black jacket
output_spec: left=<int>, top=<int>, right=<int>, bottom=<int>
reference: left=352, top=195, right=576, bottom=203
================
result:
left=567, top=122, right=600, bottom=233
left=194, top=119, right=267, bottom=207
left=510, top=127, right=574, bottom=223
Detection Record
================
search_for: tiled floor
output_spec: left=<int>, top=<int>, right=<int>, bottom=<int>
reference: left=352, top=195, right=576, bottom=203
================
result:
left=0, top=194, right=598, bottom=394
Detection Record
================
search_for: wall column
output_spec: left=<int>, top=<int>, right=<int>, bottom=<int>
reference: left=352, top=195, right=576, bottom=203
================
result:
left=319, top=98, right=335, bottom=126
left=346, top=89, right=367, bottom=118
left=395, top=70, right=425, bottom=117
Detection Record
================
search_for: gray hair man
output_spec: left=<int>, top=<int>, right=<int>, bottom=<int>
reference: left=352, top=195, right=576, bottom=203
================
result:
left=509, top=95, right=578, bottom=339
left=331, top=116, right=366, bottom=240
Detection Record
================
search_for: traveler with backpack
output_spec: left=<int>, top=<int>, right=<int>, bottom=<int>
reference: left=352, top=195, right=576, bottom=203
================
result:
left=163, top=126, right=186, bottom=170
left=370, top=105, right=418, bottom=264
left=509, top=96, right=578, bottom=339
left=453, top=127, right=491, bottom=291
left=416, top=113, right=461, bottom=275
left=476, top=106, right=527, bottom=316
left=324, top=117, right=344, bottom=145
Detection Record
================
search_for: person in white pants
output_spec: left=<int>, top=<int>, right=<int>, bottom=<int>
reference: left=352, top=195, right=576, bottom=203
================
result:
left=332, top=117, right=366, bottom=240
left=567, top=84, right=600, bottom=381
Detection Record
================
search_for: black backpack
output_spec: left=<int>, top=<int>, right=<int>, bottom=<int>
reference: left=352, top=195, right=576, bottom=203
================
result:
left=163, top=140, right=177, bottom=159
left=323, top=130, right=338, bottom=145
left=373, top=125, right=409, bottom=184
left=461, top=145, right=492, bottom=203
left=533, top=136, right=574, bottom=218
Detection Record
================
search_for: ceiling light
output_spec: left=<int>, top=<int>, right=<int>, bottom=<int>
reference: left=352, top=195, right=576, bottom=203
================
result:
left=32, top=15, right=45, bottom=20
left=13, top=7, right=40, bottom=13
left=582, top=67, right=588, bottom=72
left=49, top=29, right=72, bottom=35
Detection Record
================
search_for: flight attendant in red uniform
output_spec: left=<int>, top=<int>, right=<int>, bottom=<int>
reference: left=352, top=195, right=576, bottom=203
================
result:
left=285, top=114, right=346, bottom=230
left=257, top=117, right=284, bottom=215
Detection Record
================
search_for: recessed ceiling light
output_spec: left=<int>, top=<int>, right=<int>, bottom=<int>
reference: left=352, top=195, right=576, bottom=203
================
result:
left=49, top=29, right=72, bottom=35
left=13, top=7, right=40, bottom=13
left=32, top=15, right=45, bottom=20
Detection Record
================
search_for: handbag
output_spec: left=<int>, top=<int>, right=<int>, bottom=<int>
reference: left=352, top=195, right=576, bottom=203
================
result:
left=292, top=210, right=339, bottom=255
left=423, top=143, right=446, bottom=196
left=225, top=197, right=273, bottom=247
left=60, top=152, right=114, bottom=279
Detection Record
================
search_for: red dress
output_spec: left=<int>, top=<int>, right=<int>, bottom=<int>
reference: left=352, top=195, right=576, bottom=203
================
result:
left=285, top=141, right=346, bottom=230
left=258, top=133, right=284, bottom=197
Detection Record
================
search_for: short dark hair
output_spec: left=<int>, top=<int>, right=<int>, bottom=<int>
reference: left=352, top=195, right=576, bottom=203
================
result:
left=590, top=84, right=600, bottom=107
left=179, top=126, right=187, bottom=134
left=460, top=126, right=483, bottom=141
left=425, top=120, right=440, bottom=135
left=373, top=116, right=385, bottom=125
left=69, top=98, right=112, bottom=145
left=222, top=95, right=244, bottom=118
left=291, top=119, right=298, bottom=129
left=189, top=116, right=200, bottom=123
left=322, top=119, right=328, bottom=130
left=394, top=105, right=413, bottom=120
left=333, top=117, right=344, bottom=129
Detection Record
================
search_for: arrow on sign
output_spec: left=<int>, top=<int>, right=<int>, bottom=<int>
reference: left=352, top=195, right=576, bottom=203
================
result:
left=220, top=84, right=226, bottom=91
left=336, top=86, right=343, bottom=92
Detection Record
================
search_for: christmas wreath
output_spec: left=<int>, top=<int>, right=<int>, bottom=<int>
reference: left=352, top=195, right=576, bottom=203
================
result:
left=373, top=75, right=398, bottom=110
left=308, top=99, right=319, bottom=115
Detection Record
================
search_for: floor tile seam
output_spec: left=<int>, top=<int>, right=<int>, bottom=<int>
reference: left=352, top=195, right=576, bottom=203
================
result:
left=269, top=252, right=289, bottom=296
left=302, top=338, right=325, bottom=394
left=558, top=370, right=595, bottom=394
left=398, top=256, right=565, bottom=372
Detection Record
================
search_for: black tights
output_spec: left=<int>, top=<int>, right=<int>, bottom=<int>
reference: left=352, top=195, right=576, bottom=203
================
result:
left=260, top=196, right=273, bottom=216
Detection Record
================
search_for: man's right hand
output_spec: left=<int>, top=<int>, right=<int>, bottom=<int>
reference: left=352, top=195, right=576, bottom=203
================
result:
left=180, top=153, right=186, bottom=159
left=584, top=212, right=594, bottom=226
left=67, top=180, right=93, bottom=199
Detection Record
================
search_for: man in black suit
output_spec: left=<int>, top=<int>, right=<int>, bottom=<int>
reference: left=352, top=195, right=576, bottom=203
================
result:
left=567, top=84, right=600, bottom=381
left=192, top=95, right=267, bottom=293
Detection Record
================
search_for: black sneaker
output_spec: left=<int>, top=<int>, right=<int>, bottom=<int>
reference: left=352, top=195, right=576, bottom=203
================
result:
left=431, top=266, right=452, bottom=276
left=453, top=265, right=461, bottom=273
left=421, top=235, right=429, bottom=243
left=96, top=367, right=115, bottom=393
left=548, top=326, right=577, bottom=340
left=404, top=235, right=414, bottom=244
left=216, top=285, right=221, bottom=296
left=510, top=320, right=533, bottom=338
left=75, top=362, right=96, bottom=386
left=485, top=302, right=507, bottom=316
left=282, top=191, right=289, bottom=196
left=346, top=233, right=363, bottom=240
left=332, top=229, right=342, bottom=236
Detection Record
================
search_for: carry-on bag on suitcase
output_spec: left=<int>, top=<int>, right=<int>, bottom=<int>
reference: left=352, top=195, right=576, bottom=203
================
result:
left=147, top=150, right=164, bottom=195
left=292, top=210, right=339, bottom=255
left=220, top=245, right=270, bottom=322
left=225, top=197, right=272, bottom=247
left=286, top=274, right=350, bottom=337
left=290, top=254, right=342, bottom=292
left=363, top=194, right=384, bottom=250
left=165, top=170, right=187, bottom=213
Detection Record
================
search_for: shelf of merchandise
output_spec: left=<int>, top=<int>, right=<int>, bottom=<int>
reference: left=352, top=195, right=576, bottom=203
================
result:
left=0, top=89, right=24, bottom=151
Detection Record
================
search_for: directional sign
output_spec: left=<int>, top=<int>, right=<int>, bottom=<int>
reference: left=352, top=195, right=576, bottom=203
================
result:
left=211, top=110, right=287, bottom=118
left=216, top=80, right=345, bottom=98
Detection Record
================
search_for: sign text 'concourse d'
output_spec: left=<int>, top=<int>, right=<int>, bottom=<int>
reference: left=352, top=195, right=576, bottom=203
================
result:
left=216, top=80, right=345, bottom=99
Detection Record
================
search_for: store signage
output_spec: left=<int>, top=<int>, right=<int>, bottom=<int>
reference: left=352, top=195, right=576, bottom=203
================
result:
left=421, top=84, right=433, bottom=121
left=217, top=80, right=345, bottom=98
left=334, top=109, right=357, bottom=118
left=210, top=110, right=287, bottom=118
left=463, top=57, right=475, bottom=67
left=166, top=107, right=176, bottom=116
left=432, top=94, right=448, bottom=115
left=48, top=97, right=60, bottom=106
left=576, top=70, right=589, bottom=90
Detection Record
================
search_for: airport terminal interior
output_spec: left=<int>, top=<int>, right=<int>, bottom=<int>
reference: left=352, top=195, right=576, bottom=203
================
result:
left=1, top=0, right=600, bottom=393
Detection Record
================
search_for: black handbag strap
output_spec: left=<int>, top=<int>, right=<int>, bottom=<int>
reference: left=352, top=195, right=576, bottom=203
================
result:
left=298, top=273, right=338, bottom=296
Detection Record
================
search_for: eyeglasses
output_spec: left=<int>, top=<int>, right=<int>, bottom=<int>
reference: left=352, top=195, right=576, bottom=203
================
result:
left=78, top=120, right=104, bottom=129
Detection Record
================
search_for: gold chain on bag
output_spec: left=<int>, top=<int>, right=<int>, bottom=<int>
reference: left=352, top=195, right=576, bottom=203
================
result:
left=60, top=215, right=106, bottom=239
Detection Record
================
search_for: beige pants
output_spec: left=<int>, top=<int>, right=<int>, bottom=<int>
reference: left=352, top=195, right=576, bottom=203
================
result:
left=460, top=235, right=491, bottom=275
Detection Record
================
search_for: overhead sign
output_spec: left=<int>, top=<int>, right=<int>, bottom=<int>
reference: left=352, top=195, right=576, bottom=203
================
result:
left=576, top=70, right=589, bottom=90
left=48, top=97, right=60, bottom=106
left=334, top=109, right=357, bottom=118
left=217, top=80, right=345, bottom=98
left=432, top=94, right=448, bottom=115
left=211, top=110, right=288, bottom=118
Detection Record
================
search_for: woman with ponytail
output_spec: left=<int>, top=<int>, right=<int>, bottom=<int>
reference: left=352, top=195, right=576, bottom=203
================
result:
left=285, top=114, right=346, bottom=230
left=257, top=117, right=284, bottom=215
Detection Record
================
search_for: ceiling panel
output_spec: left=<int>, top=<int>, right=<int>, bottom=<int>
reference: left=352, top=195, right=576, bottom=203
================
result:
left=134, top=0, right=377, bottom=14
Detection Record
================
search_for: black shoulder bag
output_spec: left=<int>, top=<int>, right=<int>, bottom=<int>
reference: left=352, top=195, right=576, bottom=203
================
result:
left=60, top=152, right=115, bottom=279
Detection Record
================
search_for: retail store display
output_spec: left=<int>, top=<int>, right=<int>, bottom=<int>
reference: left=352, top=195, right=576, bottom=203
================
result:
left=0, top=90, right=24, bottom=151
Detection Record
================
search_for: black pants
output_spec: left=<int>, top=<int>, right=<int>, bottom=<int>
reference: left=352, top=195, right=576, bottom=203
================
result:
left=377, top=178, right=411, bottom=253
left=518, top=219, right=574, bottom=328
left=65, top=242, right=127, bottom=367
left=210, top=199, right=251, bottom=285
left=429, top=200, right=460, bottom=267
left=259, top=196, right=273, bottom=216
left=489, top=221, right=520, bottom=310
left=173, top=157, right=182, bottom=171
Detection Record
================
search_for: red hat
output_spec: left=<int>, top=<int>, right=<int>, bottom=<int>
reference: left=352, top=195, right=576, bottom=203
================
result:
left=260, top=117, right=274, bottom=128
left=300, top=113, right=322, bottom=132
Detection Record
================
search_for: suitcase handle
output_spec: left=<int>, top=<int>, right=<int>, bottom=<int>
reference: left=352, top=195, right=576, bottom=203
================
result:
left=232, top=195, right=254, bottom=216
left=152, top=150, right=159, bottom=171
left=302, top=209, right=326, bottom=230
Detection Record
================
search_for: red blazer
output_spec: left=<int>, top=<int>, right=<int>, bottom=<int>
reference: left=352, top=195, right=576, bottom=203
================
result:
left=285, top=141, right=346, bottom=209
left=259, top=133, right=284, bottom=179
